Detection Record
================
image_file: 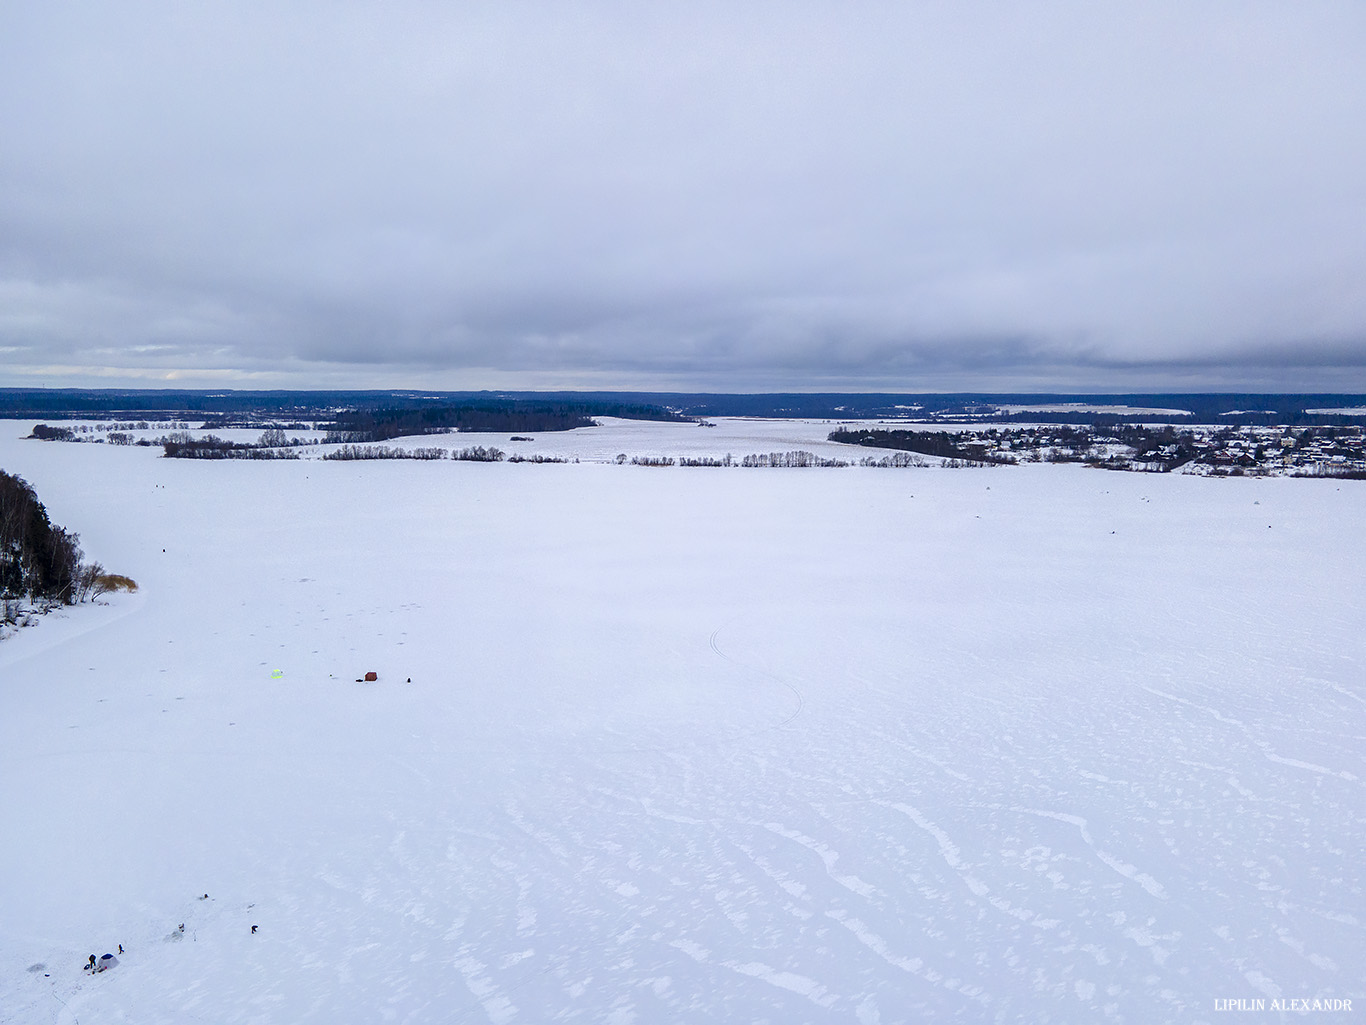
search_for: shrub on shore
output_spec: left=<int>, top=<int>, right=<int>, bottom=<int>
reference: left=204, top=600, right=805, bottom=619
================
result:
left=740, top=451, right=849, bottom=468
left=323, top=445, right=448, bottom=461
left=507, top=453, right=566, bottom=463
left=1, top=471, right=133, bottom=627
left=454, top=446, right=504, bottom=462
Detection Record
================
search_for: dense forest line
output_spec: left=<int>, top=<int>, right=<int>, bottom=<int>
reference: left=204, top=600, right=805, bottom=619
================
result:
left=6, top=389, right=1366, bottom=426
left=0, top=470, right=82, bottom=607
left=325, top=404, right=591, bottom=441
left=827, top=428, right=1013, bottom=464
left=323, top=399, right=687, bottom=442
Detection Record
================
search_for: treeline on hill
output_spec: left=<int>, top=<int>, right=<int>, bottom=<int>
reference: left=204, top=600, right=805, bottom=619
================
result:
left=827, top=429, right=1012, bottom=464
left=324, top=399, right=685, bottom=443
left=1, top=470, right=135, bottom=624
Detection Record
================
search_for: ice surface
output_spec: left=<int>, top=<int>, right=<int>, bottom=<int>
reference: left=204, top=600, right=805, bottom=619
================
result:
left=1, top=419, right=1363, bottom=1023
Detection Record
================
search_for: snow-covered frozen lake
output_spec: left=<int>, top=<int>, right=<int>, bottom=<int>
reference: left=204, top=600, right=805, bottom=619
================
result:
left=2, top=418, right=1363, bottom=1023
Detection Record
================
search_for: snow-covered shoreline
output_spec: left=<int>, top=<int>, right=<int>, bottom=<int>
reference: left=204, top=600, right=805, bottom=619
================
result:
left=17, top=414, right=1366, bottom=477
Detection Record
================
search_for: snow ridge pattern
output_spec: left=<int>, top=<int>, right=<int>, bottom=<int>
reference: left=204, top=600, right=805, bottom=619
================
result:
left=1, top=419, right=1362, bottom=1023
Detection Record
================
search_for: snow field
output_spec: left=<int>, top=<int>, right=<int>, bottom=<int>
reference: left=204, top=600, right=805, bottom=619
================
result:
left=1, top=421, right=1363, bottom=1023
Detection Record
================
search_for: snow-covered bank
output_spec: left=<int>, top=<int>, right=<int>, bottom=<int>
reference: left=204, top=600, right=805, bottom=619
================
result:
left=1, top=421, right=1362, bottom=1023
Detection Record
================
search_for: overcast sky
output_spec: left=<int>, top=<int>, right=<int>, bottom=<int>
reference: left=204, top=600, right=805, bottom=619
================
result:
left=3, top=2, right=1365, bottom=393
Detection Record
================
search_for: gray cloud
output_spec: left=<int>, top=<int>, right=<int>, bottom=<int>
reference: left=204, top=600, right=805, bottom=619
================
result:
left=3, top=1, right=1366, bottom=391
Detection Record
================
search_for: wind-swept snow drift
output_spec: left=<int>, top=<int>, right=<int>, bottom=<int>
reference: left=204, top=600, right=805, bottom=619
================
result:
left=1, top=422, right=1362, bottom=1023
